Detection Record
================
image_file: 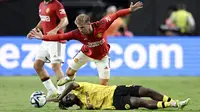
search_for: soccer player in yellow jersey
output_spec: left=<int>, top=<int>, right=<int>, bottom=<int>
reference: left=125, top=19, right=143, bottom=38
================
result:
left=47, top=82, right=190, bottom=110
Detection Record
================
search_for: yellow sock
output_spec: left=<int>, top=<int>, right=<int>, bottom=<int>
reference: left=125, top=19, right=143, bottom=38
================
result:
left=163, top=95, right=173, bottom=102
left=157, top=102, right=163, bottom=108
left=164, top=102, right=171, bottom=107
left=157, top=101, right=172, bottom=108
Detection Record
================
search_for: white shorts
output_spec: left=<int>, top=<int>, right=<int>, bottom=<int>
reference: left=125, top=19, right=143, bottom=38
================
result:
left=69, top=51, right=110, bottom=79
left=35, top=41, right=66, bottom=64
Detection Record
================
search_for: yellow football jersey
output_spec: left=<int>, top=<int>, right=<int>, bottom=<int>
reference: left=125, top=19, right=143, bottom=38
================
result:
left=72, top=82, right=117, bottom=110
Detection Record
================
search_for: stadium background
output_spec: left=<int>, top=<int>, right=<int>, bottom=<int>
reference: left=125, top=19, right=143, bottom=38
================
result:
left=0, top=0, right=200, bottom=112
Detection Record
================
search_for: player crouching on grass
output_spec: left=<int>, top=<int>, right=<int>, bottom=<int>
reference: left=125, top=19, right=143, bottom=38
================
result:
left=47, top=81, right=190, bottom=110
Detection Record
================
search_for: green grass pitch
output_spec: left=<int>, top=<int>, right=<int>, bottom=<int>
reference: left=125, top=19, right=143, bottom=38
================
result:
left=0, top=76, right=199, bottom=112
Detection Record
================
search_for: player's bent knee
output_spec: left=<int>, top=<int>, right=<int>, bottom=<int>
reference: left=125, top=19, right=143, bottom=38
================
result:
left=99, top=71, right=110, bottom=85
left=145, top=88, right=154, bottom=96
left=99, top=70, right=110, bottom=80
left=130, top=97, right=140, bottom=108
left=139, top=87, right=153, bottom=97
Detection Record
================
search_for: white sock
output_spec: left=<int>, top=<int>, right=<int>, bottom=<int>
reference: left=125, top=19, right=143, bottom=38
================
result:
left=170, top=101, right=177, bottom=107
left=57, top=85, right=65, bottom=94
left=42, top=79, right=57, bottom=93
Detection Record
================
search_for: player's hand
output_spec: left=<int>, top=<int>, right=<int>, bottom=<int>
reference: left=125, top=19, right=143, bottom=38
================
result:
left=27, top=32, right=32, bottom=39
left=129, top=1, right=143, bottom=12
left=47, top=29, right=58, bottom=35
left=27, top=28, right=37, bottom=39
left=27, top=28, right=39, bottom=39
left=29, top=28, right=43, bottom=40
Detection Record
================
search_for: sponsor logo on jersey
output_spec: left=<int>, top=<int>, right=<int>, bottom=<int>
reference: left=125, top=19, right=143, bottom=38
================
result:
left=39, top=15, right=50, bottom=22
left=59, top=9, right=66, bottom=15
left=125, top=104, right=130, bottom=109
left=87, top=39, right=105, bottom=48
left=97, top=33, right=103, bottom=38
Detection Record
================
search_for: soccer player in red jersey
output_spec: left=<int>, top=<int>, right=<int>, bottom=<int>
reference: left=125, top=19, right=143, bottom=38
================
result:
left=29, top=1, right=143, bottom=86
left=27, top=0, right=68, bottom=98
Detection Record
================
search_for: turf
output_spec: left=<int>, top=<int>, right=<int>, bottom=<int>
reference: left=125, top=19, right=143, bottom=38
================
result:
left=0, top=76, right=199, bottom=112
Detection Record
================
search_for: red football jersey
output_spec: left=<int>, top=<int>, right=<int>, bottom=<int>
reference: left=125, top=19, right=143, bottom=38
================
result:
left=43, top=9, right=131, bottom=60
left=39, top=0, right=66, bottom=43
left=72, top=21, right=110, bottom=60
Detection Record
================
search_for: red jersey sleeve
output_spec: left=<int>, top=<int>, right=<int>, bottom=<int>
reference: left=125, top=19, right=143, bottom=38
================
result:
left=43, top=30, right=76, bottom=41
left=55, top=1, right=67, bottom=19
left=98, top=8, right=131, bottom=32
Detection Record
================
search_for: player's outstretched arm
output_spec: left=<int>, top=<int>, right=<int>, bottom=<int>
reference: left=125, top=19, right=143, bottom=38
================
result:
left=58, top=82, right=80, bottom=101
left=47, top=82, right=80, bottom=102
left=28, top=28, right=74, bottom=41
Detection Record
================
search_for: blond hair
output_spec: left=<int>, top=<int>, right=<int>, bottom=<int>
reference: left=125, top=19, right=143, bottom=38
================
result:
left=74, top=14, right=90, bottom=25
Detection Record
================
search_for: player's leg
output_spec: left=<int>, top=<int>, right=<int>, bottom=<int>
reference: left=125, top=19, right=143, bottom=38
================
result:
left=113, top=86, right=189, bottom=110
left=51, top=63, right=64, bottom=81
left=34, top=42, right=58, bottom=97
left=95, top=55, right=110, bottom=86
left=129, top=97, right=179, bottom=109
left=66, top=51, right=90, bottom=79
left=66, top=67, right=76, bottom=80
left=138, top=86, right=174, bottom=102
left=57, top=51, right=90, bottom=86
left=49, top=42, right=66, bottom=94
left=137, top=86, right=190, bottom=109
left=126, top=85, right=190, bottom=109
left=128, top=85, right=174, bottom=102
left=51, top=63, right=65, bottom=93
left=34, top=59, right=49, bottom=82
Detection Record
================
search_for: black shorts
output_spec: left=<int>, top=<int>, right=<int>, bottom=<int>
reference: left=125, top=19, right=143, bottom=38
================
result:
left=113, top=85, right=141, bottom=110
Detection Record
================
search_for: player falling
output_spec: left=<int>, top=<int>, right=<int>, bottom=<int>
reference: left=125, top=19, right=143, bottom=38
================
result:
left=29, top=1, right=143, bottom=86
left=27, top=0, right=68, bottom=98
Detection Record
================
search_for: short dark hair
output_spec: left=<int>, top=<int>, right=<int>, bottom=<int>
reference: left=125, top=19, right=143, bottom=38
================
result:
left=59, top=95, right=74, bottom=109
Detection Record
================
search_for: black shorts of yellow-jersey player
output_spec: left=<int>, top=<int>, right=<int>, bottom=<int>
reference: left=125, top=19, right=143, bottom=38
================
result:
left=47, top=82, right=190, bottom=110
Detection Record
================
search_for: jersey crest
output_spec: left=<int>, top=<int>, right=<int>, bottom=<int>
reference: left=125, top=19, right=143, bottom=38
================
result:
left=97, top=32, right=103, bottom=38
left=46, top=8, right=50, bottom=13
left=125, top=104, right=130, bottom=109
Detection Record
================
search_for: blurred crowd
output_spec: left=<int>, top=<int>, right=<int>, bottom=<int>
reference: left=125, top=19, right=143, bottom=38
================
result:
left=94, top=3, right=197, bottom=37
left=0, top=0, right=198, bottom=37
left=159, top=3, right=196, bottom=36
left=103, top=5, right=133, bottom=38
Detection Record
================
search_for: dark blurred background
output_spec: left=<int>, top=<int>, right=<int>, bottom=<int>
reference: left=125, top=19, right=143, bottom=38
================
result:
left=0, top=0, right=199, bottom=36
